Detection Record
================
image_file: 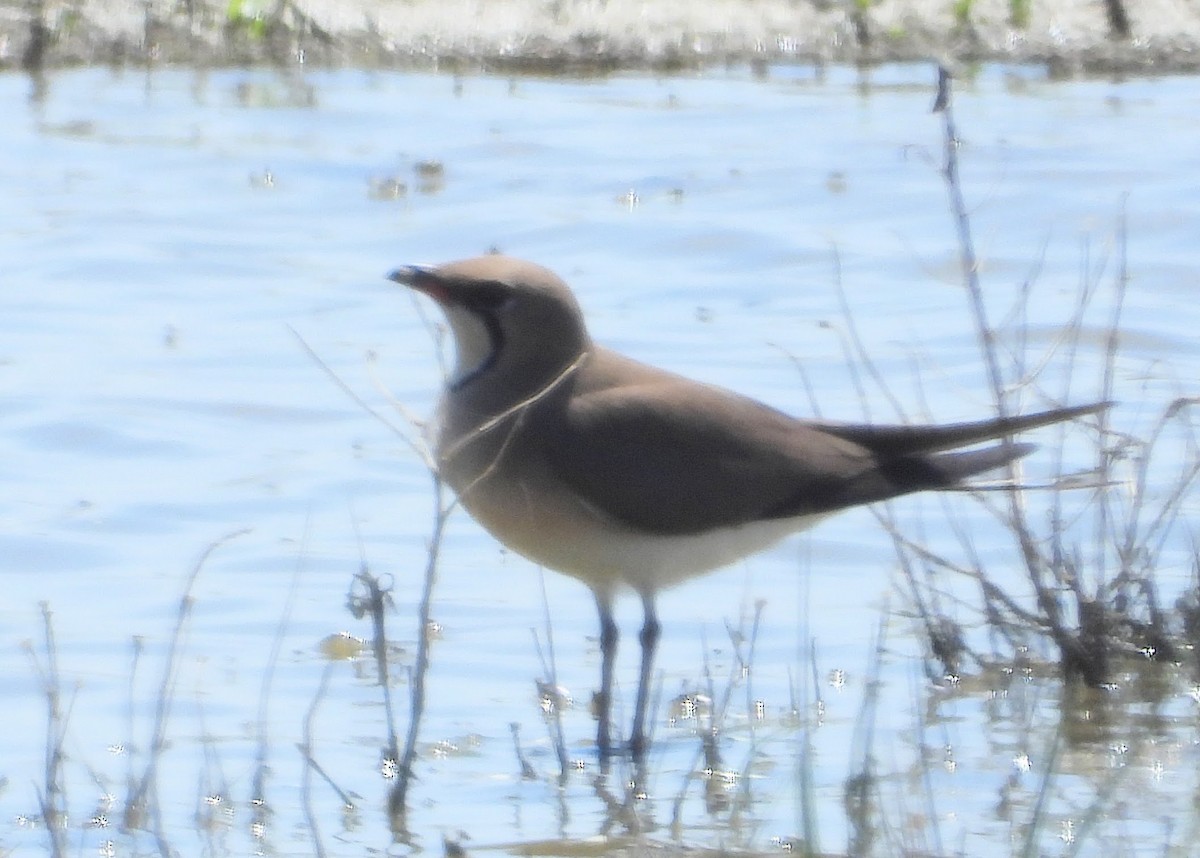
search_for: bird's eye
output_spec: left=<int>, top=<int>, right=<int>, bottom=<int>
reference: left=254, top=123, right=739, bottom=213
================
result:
left=472, top=282, right=515, bottom=312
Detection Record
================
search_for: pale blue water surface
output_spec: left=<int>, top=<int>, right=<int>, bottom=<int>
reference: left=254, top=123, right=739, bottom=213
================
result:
left=1, top=64, right=1198, bottom=856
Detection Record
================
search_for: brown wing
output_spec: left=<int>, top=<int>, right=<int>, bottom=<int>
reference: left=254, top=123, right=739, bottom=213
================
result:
left=543, top=351, right=1102, bottom=536
left=546, top=381, right=885, bottom=534
left=547, top=382, right=1040, bottom=535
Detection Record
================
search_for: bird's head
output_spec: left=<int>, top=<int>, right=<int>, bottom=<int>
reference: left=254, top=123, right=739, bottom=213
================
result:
left=389, top=254, right=592, bottom=394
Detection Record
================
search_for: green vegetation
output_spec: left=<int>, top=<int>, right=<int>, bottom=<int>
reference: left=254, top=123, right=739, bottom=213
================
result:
left=1010, top=0, right=1032, bottom=30
left=953, top=0, right=974, bottom=30
left=225, top=0, right=268, bottom=40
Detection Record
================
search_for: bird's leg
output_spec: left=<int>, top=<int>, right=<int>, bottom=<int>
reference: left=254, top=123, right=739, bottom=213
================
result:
left=629, top=594, right=660, bottom=760
left=594, top=593, right=618, bottom=759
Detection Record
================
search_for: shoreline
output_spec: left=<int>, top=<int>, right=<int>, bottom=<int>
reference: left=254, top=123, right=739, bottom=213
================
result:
left=4, top=0, right=1200, bottom=76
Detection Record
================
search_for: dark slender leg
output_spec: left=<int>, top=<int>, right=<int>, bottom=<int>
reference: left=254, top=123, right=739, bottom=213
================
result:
left=629, top=594, right=660, bottom=759
left=594, top=593, right=618, bottom=758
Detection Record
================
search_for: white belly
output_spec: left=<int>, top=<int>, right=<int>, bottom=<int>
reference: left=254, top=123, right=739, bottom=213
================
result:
left=456, top=466, right=827, bottom=598
left=564, top=512, right=829, bottom=595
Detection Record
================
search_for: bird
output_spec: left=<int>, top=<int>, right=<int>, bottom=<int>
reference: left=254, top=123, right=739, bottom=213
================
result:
left=389, top=253, right=1106, bottom=759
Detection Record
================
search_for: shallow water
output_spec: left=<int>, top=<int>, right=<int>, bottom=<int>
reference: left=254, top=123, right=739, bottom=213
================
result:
left=1, top=63, right=1198, bottom=857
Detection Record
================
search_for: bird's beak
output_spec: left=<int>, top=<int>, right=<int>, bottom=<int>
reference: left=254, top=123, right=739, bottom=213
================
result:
left=387, top=265, right=450, bottom=303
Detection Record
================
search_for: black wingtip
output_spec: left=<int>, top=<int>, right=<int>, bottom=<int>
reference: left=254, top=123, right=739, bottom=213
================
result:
left=1065, top=400, right=1116, bottom=419
left=1004, top=400, right=1114, bottom=435
left=919, top=440, right=1038, bottom=488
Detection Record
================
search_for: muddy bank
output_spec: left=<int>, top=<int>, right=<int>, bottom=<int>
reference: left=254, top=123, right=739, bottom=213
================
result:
left=3, top=0, right=1199, bottom=75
